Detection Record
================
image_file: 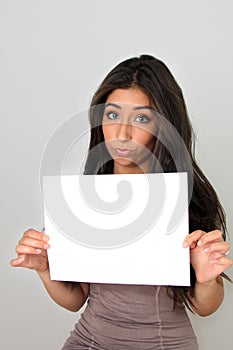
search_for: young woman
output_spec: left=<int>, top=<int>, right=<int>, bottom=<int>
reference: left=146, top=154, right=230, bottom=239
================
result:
left=11, top=55, right=232, bottom=349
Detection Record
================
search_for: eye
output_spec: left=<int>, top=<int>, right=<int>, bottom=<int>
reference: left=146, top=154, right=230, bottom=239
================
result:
left=134, top=115, right=150, bottom=123
left=106, top=111, right=120, bottom=120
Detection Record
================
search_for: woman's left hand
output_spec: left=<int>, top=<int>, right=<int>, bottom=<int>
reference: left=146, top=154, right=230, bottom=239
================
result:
left=183, top=229, right=233, bottom=284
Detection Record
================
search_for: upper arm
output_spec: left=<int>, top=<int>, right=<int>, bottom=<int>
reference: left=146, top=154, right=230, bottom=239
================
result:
left=80, top=282, right=90, bottom=300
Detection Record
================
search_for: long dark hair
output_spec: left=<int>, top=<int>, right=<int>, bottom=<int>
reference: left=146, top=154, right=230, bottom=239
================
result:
left=84, top=54, right=227, bottom=309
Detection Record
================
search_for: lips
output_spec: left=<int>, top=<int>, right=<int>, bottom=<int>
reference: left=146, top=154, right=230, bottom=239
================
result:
left=114, top=148, right=134, bottom=157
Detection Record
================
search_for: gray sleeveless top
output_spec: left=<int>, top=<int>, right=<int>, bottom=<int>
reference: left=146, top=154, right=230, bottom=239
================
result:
left=62, top=283, right=198, bottom=349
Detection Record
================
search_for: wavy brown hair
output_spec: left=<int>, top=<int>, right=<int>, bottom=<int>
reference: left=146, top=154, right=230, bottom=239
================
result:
left=84, top=54, right=227, bottom=310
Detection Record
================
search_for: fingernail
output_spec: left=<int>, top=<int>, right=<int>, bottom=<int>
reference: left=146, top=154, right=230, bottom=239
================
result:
left=35, top=249, right=42, bottom=253
left=197, top=240, right=202, bottom=246
left=204, top=247, right=209, bottom=253
left=43, top=235, right=48, bottom=241
left=183, top=241, right=188, bottom=248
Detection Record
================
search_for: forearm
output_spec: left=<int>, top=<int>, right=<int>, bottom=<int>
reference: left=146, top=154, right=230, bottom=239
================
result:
left=189, top=275, right=224, bottom=316
left=37, top=269, right=89, bottom=312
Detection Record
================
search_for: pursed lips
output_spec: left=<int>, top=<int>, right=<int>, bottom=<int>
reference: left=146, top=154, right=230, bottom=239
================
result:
left=113, top=148, right=135, bottom=157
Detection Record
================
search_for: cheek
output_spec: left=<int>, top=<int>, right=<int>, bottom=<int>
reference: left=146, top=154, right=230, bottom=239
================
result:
left=102, top=125, right=112, bottom=141
left=134, top=130, right=155, bottom=149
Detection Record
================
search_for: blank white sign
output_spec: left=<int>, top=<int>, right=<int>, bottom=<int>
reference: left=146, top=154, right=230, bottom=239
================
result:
left=43, top=173, right=190, bottom=286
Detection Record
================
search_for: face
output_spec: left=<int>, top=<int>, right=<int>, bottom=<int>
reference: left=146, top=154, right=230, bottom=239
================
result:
left=102, top=88, right=156, bottom=174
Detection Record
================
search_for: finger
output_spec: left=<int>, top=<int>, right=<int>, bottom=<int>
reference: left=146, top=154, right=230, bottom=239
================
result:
left=210, top=256, right=233, bottom=267
left=23, top=229, right=49, bottom=242
left=208, top=251, right=227, bottom=261
left=16, top=243, right=47, bottom=256
left=203, top=241, right=230, bottom=255
left=18, top=236, right=50, bottom=251
left=197, top=229, right=223, bottom=246
left=183, top=230, right=206, bottom=248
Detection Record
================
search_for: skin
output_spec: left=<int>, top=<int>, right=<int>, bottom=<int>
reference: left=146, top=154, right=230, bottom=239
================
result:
left=10, top=229, right=89, bottom=312
left=102, top=88, right=157, bottom=174
left=10, top=88, right=233, bottom=315
left=183, top=229, right=232, bottom=316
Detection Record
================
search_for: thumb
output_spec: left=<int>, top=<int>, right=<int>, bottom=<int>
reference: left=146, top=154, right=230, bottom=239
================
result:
left=10, top=255, right=26, bottom=267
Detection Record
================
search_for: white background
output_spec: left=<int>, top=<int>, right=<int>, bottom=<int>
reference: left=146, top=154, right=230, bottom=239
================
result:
left=1, top=1, right=233, bottom=349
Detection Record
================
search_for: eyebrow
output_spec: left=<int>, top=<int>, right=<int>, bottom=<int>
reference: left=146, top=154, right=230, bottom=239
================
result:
left=105, top=102, right=153, bottom=111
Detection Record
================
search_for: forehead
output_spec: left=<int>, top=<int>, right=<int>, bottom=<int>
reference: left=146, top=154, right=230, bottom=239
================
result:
left=106, top=88, right=150, bottom=106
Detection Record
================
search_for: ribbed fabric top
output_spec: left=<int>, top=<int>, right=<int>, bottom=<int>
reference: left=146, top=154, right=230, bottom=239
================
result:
left=62, top=283, right=198, bottom=350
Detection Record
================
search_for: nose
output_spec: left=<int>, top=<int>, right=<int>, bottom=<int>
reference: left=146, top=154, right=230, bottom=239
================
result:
left=116, top=122, right=132, bottom=141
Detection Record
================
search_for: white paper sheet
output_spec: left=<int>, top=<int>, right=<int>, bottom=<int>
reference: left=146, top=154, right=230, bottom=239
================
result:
left=43, top=173, right=190, bottom=286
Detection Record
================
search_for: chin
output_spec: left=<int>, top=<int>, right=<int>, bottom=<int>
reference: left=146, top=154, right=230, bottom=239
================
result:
left=114, top=157, right=144, bottom=173
left=114, top=158, right=135, bottom=167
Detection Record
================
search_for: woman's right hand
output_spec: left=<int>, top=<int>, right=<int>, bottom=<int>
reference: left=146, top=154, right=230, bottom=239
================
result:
left=10, top=229, right=50, bottom=273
